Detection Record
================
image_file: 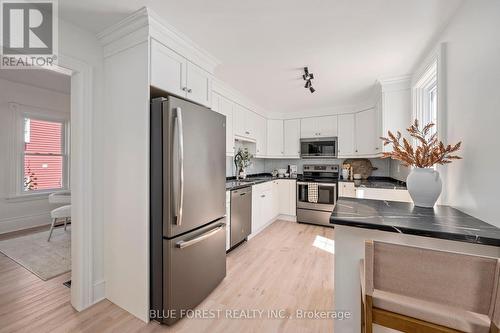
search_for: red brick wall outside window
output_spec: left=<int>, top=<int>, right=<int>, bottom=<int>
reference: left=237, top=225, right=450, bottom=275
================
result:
left=24, top=118, right=65, bottom=191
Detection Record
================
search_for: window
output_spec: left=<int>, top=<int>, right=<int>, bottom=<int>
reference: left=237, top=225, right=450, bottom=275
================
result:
left=413, top=60, right=438, bottom=138
left=22, top=116, right=68, bottom=192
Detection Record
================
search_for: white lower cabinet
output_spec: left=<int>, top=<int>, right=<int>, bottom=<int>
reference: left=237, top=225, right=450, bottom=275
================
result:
left=251, top=182, right=274, bottom=236
left=355, top=187, right=412, bottom=202
left=251, top=180, right=297, bottom=237
left=338, top=182, right=356, bottom=198
left=277, top=180, right=296, bottom=216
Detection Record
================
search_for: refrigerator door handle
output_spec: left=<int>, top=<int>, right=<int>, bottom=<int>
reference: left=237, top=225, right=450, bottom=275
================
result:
left=174, top=107, right=184, bottom=226
left=175, top=225, right=224, bottom=249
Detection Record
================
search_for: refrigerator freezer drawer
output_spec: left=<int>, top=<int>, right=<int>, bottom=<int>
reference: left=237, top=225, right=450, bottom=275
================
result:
left=162, top=219, right=226, bottom=325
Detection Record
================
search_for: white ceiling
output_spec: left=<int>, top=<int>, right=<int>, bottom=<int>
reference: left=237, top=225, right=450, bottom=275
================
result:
left=59, top=0, right=463, bottom=114
left=0, top=68, right=70, bottom=94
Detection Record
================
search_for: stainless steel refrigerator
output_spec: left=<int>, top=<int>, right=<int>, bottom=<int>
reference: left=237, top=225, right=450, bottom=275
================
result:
left=150, top=96, right=227, bottom=325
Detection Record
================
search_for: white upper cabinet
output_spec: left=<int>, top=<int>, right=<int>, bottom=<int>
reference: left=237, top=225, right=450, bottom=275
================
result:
left=255, top=115, right=267, bottom=157
left=244, top=109, right=258, bottom=139
left=267, top=120, right=284, bottom=157
left=150, top=39, right=212, bottom=107
left=300, top=115, right=338, bottom=138
left=232, top=104, right=245, bottom=138
left=300, top=117, right=316, bottom=138
left=355, top=108, right=378, bottom=156
left=378, top=78, right=411, bottom=153
left=283, top=119, right=300, bottom=158
left=338, top=114, right=356, bottom=157
left=219, top=95, right=235, bottom=156
left=186, top=61, right=212, bottom=107
left=151, top=39, right=186, bottom=97
left=232, top=104, right=259, bottom=140
left=317, top=115, right=338, bottom=137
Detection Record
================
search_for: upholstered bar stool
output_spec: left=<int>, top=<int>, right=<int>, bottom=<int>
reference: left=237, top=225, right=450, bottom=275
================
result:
left=360, top=240, right=500, bottom=333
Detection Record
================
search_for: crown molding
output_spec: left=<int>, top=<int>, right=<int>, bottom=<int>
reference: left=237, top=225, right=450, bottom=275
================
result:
left=96, top=7, right=220, bottom=73
left=377, top=74, right=412, bottom=92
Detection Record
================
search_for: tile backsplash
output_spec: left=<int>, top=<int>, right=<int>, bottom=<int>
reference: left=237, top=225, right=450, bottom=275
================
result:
left=226, top=156, right=391, bottom=178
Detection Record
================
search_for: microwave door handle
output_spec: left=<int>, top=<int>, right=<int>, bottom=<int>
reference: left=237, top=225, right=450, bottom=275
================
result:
left=174, top=107, right=184, bottom=226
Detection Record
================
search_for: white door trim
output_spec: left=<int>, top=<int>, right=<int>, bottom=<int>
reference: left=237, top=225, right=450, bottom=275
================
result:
left=45, top=53, right=94, bottom=311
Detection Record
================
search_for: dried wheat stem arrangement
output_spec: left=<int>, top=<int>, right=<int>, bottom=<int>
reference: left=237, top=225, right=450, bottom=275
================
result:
left=380, top=119, right=462, bottom=168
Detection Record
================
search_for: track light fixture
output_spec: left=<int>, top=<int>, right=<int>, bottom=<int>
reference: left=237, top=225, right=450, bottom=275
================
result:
left=302, top=66, right=315, bottom=93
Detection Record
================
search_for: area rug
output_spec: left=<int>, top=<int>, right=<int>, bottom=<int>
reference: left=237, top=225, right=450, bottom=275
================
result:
left=0, top=226, right=71, bottom=281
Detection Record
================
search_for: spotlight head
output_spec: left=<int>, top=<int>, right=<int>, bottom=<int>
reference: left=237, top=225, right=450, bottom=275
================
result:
left=302, top=74, right=308, bottom=80
left=309, top=73, right=314, bottom=79
left=305, top=80, right=311, bottom=88
left=309, top=86, right=315, bottom=93
left=304, top=67, right=309, bottom=75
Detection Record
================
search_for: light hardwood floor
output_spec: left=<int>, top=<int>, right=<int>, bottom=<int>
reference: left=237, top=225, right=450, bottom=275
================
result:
left=0, top=220, right=334, bottom=333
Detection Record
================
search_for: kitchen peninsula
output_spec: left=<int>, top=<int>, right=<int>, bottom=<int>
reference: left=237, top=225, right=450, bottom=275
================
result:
left=330, top=198, right=500, bottom=333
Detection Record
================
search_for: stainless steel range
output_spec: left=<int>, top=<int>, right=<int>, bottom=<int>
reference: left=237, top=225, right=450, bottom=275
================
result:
left=296, top=164, right=339, bottom=227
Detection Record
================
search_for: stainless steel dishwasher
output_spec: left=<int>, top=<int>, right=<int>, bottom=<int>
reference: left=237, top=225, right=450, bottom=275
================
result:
left=230, top=186, right=252, bottom=248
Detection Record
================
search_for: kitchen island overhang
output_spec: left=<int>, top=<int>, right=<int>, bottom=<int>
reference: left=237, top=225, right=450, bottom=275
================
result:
left=330, top=198, right=500, bottom=333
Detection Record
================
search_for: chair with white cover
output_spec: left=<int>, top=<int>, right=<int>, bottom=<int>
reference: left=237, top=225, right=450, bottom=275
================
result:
left=48, top=191, right=71, bottom=205
left=361, top=240, right=500, bottom=333
left=48, top=205, right=71, bottom=241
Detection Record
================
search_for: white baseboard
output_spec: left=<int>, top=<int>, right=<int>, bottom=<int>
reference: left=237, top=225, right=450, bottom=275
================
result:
left=93, top=279, right=106, bottom=303
left=0, top=212, right=51, bottom=234
left=277, top=214, right=297, bottom=222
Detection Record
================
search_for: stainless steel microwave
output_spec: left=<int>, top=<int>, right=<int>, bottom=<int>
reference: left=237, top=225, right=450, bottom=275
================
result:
left=300, top=137, right=338, bottom=158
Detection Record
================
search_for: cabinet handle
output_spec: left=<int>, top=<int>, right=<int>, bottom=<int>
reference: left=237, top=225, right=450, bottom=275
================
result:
left=261, top=194, right=266, bottom=198
left=187, top=88, right=192, bottom=93
left=355, top=150, right=358, bottom=152
left=182, top=87, right=187, bottom=92
left=375, top=147, right=379, bottom=150
left=245, top=131, right=250, bottom=135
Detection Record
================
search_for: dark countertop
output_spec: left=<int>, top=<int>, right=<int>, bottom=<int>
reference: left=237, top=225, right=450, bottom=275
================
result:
left=226, top=173, right=297, bottom=191
left=330, top=198, right=500, bottom=246
left=339, top=177, right=407, bottom=190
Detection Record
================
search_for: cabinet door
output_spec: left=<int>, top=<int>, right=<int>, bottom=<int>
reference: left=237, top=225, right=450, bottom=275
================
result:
left=255, top=115, right=267, bottom=157
left=232, top=104, right=245, bottom=138
left=267, top=120, right=284, bottom=156
left=355, top=108, right=377, bottom=155
left=300, top=117, right=317, bottom=138
left=339, top=182, right=356, bottom=198
left=186, top=61, right=212, bottom=107
left=211, top=92, right=220, bottom=113
left=289, top=180, right=296, bottom=215
left=262, top=188, right=275, bottom=224
left=243, top=110, right=258, bottom=139
left=220, top=96, right=235, bottom=156
left=338, top=114, right=356, bottom=156
left=150, top=39, right=186, bottom=97
left=251, top=186, right=261, bottom=234
left=277, top=180, right=290, bottom=215
left=283, top=119, right=300, bottom=157
left=317, top=115, right=338, bottom=137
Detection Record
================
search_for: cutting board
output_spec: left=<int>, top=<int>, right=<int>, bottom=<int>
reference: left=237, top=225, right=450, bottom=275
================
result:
left=343, top=159, right=378, bottom=179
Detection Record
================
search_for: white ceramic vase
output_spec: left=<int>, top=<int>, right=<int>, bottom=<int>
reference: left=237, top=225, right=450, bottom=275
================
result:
left=406, top=168, right=442, bottom=208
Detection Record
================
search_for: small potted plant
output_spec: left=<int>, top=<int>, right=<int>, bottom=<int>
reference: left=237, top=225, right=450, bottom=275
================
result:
left=234, top=148, right=253, bottom=180
left=380, top=120, right=462, bottom=208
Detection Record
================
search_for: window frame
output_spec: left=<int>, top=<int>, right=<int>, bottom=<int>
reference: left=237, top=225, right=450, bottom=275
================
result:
left=8, top=102, right=70, bottom=200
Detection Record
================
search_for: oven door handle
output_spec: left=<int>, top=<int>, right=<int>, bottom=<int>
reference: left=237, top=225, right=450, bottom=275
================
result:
left=297, top=182, right=337, bottom=187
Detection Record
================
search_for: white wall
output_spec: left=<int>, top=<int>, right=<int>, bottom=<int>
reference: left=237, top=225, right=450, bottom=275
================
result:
left=415, top=0, right=500, bottom=226
left=58, top=18, right=106, bottom=303
left=0, top=78, right=70, bottom=234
